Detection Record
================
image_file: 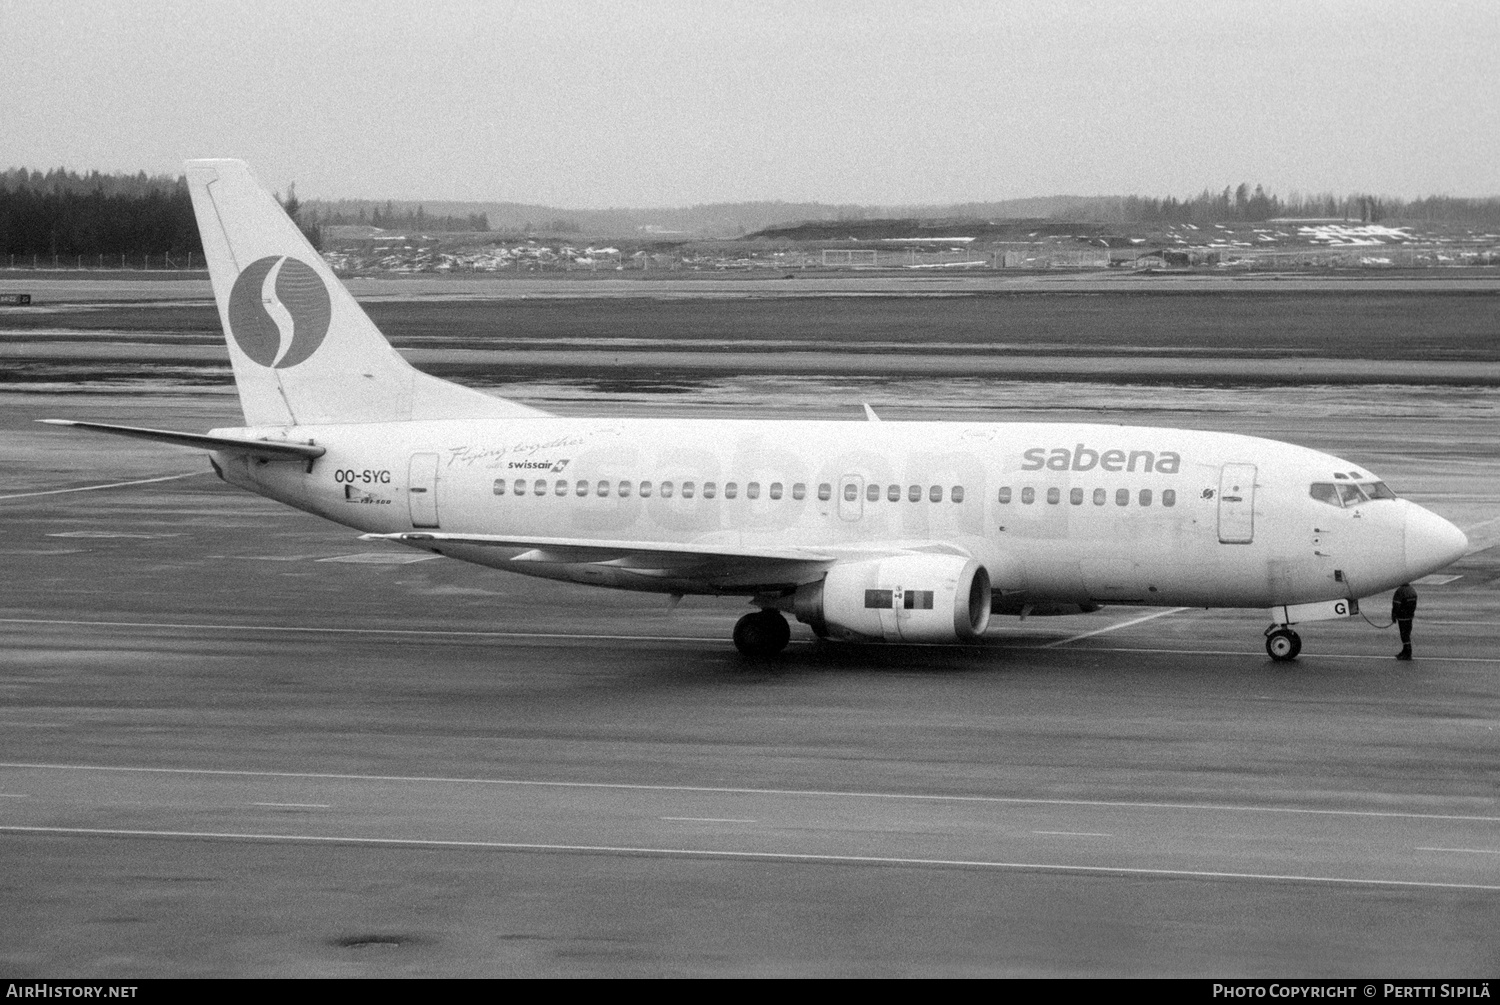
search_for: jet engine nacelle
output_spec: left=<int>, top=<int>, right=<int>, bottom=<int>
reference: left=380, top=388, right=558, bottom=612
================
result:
left=794, top=554, right=992, bottom=643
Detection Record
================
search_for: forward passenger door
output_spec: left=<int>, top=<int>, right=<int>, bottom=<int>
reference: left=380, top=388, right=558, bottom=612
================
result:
left=1217, top=463, right=1256, bottom=544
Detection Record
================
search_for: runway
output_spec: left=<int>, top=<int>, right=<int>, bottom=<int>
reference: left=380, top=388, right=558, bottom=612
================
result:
left=2, top=280, right=1498, bottom=976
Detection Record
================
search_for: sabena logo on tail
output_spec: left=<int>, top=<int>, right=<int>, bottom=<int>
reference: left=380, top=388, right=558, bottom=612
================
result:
left=226, top=255, right=332, bottom=368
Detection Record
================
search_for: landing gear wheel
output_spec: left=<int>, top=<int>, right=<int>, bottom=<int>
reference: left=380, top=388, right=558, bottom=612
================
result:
left=1265, top=627, right=1301, bottom=662
left=733, top=610, right=791, bottom=658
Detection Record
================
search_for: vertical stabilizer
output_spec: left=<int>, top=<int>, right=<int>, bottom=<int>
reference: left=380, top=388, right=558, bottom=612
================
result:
left=184, top=159, right=544, bottom=426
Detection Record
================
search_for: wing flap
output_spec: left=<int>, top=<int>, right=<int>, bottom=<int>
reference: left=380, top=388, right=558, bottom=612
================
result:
left=39, top=420, right=326, bottom=460
left=362, top=531, right=836, bottom=566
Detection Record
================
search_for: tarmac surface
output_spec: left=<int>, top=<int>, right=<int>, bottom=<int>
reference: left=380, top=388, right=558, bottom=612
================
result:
left=1, top=275, right=1497, bottom=976
left=2, top=388, right=1497, bottom=977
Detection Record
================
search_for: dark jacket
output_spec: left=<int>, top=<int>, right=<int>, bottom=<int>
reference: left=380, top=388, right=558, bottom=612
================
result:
left=1392, top=584, right=1418, bottom=621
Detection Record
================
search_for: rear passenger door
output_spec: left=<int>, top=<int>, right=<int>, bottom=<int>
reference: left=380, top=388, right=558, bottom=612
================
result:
left=408, top=452, right=440, bottom=528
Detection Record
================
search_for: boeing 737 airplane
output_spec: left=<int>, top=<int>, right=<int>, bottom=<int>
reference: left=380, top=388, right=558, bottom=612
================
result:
left=44, top=160, right=1470, bottom=660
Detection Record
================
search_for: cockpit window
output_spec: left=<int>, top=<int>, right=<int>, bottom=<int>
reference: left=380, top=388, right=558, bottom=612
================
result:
left=1310, top=483, right=1342, bottom=506
left=1336, top=483, right=1367, bottom=506
left=1313, top=480, right=1398, bottom=507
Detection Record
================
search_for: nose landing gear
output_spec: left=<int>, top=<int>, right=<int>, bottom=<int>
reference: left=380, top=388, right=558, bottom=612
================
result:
left=733, top=609, right=791, bottom=658
left=1265, top=626, right=1302, bottom=662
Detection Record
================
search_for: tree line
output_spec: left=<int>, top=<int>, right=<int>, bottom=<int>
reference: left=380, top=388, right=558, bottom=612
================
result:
left=1101, top=184, right=1500, bottom=226
left=0, top=167, right=327, bottom=261
left=306, top=199, right=491, bottom=233
left=5, top=167, right=1499, bottom=260
left=1, top=168, right=201, bottom=260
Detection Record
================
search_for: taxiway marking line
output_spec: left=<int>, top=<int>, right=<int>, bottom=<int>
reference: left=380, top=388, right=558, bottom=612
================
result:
left=0, top=794, right=29, bottom=799
left=4, top=617, right=1500, bottom=662
left=0, top=618, right=726, bottom=645
left=661, top=817, right=757, bottom=824
left=0, top=471, right=206, bottom=501
left=1417, top=846, right=1500, bottom=855
left=2, top=824, right=1495, bottom=892
left=1042, top=607, right=1189, bottom=648
left=1036, top=644, right=1500, bottom=664
left=252, top=802, right=330, bottom=809
left=1033, top=831, right=1111, bottom=837
left=4, top=762, right=1495, bottom=824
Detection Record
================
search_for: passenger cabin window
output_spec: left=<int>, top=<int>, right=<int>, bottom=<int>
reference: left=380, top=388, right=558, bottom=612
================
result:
left=1140, top=488, right=1152, bottom=506
left=1021, top=487, right=1035, bottom=505
left=818, top=483, right=831, bottom=501
left=866, top=483, right=880, bottom=502
left=703, top=482, right=717, bottom=499
left=724, top=482, right=738, bottom=499
left=576, top=480, right=588, bottom=497
left=682, top=482, right=695, bottom=499
left=844, top=483, right=859, bottom=502
left=929, top=485, right=943, bottom=503
left=1162, top=489, right=1176, bottom=507
left=640, top=481, right=653, bottom=498
left=952, top=486, right=965, bottom=503
left=770, top=482, right=784, bottom=500
left=887, top=484, right=901, bottom=502
left=555, top=479, right=567, bottom=496
left=792, top=483, right=806, bottom=500
left=1116, top=488, right=1129, bottom=506
left=493, top=479, right=506, bottom=496
left=514, top=479, right=526, bottom=495
left=747, top=482, right=761, bottom=500
left=998, top=487, right=1011, bottom=504
left=1070, top=487, right=1083, bottom=505
left=1046, top=487, right=1059, bottom=505
left=596, top=480, right=609, bottom=497
left=1093, top=488, right=1106, bottom=506
left=661, top=481, right=674, bottom=498
left=534, top=479, right=547, bottom=495
left=909, top=485, right=922, bottom=502
left=618, top=480, right=631, bottom=498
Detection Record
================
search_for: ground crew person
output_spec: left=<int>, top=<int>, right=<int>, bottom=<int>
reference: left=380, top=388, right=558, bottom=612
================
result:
left=1392, top=583, right=1419, bottom=660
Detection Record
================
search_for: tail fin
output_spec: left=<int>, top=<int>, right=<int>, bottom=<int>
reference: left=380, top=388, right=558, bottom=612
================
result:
left=184, top=159, right=544, bottom=427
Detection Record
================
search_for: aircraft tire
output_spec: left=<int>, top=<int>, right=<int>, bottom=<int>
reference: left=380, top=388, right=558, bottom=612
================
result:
left=1265, top=628, right=1301, bottom=662
left=733, top=610, right=791, bottom=658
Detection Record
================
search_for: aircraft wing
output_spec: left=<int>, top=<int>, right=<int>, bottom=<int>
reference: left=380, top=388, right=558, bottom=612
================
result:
left=364, top=531, right=845, bottom=590
left=364, top=532, right=981, bottom=592
left=39, top=420, right=326, bottom=461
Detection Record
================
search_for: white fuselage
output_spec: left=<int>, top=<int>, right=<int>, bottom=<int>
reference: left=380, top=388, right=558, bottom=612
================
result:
left=211, top=417, right=1462, bottom=610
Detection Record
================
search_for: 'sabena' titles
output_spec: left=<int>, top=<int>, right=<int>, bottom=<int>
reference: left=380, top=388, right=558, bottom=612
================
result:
left=1022, top=444, right=1182, bottom=474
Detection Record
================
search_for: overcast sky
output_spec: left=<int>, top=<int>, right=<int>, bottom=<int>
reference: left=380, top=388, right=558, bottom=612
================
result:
left=5, top=1, right=1497, bottom=207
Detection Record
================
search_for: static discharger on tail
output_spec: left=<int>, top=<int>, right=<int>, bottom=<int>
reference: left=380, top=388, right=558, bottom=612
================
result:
left=40, top=160, right=1471, bottom=661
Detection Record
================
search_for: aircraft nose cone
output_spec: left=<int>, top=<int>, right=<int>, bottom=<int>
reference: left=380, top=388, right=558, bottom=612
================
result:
left=1404, top=506, right=1469, bottom=578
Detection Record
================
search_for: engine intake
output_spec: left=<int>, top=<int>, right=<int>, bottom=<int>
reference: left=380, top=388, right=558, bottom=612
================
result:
left=794, top=554, right=991, bottom=643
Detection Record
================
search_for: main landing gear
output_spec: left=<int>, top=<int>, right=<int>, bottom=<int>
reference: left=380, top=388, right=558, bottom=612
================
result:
left=1264, top=626, right=1302, bottom=662
left=733, top=609, right=791, bottom=658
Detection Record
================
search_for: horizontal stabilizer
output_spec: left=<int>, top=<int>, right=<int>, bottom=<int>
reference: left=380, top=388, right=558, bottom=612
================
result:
left=39, top=420, right=326, bottom=460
